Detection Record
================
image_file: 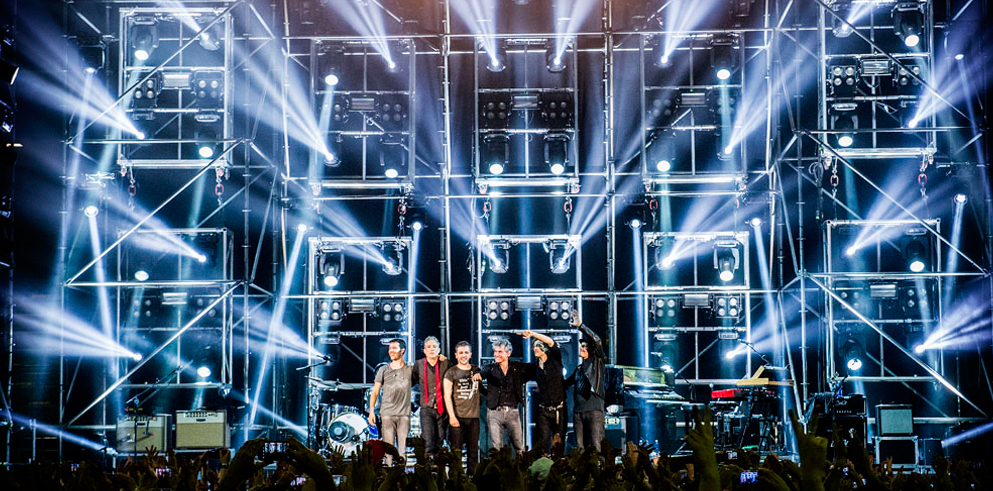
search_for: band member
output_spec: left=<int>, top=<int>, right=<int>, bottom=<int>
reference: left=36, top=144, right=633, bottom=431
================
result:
left=476, top=338, right=529, bottom=453
left=566, top=311, right=607, bottom=450
left=410, top=336, right=450, bottom=458
left=443, top=341, right=481, bottom=473
left=368, top=338, right=411, bottom=465
left=520, top=330, right=566, bottom=454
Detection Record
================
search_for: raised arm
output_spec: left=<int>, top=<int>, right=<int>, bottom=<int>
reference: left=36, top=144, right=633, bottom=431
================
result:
left=520, top=330, right=555, bottom=347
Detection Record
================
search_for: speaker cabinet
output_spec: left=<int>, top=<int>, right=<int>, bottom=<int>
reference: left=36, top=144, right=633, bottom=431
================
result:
left=175, top=410, right=229, bottom=449
left=116, top=414, right=172, bottom=453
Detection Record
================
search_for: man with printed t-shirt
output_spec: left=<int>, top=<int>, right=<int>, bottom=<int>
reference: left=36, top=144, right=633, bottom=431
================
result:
left=368, top=338, right=412, bottom=465
left=443, top=341, right=481, bottom=473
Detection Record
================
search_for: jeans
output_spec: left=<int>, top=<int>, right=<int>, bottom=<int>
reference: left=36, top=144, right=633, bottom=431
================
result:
left=380, top=415, right=410, bottom=465
left=573, top=410, right=606, bottom=451
left=448, top=417, right=480, bottom=473
left=419, top=407, right=448, bottom=455
left=487, top=406, right=524, bottom=453
left=534, top=404, right=567, bottom=454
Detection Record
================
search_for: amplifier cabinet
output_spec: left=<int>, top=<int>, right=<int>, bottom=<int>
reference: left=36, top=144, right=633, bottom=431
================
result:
left=176, top=410, right=229, bottom=449
left=116, top=414, right=172, bottom=454
left=875, top=436, right=918, bottom=467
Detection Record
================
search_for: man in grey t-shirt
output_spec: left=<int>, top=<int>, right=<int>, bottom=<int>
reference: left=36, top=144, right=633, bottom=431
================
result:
left=368, top=338, right=412, bottom=465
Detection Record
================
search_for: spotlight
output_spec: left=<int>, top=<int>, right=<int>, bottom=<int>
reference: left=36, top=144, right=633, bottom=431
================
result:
left=483, top=298, right=514, bottom=327
left=828, top=59, right=860, bottom=96
left=913, top=344, right=926, bottom=354
left=130, top=72, right=163, bottom=117
left=710, top=34, right=736, bottom=82
left=320, top=252, right=343, bottom=289
left=296, top=223, right=309, bottom=233
left=485, top=40, right=507, bottom=73
left=489, top=241, right=511, bottom=274
left=197, top=17, right=223, bottom=51
left=650, top=35, right=669, bottom=68
left=905, top=239, right=927, bottom=273
left=545, top=298, right=572, bottom=327
left=411, top=220, right=423, bottom=232
left=713, top=244, right=740, bottom=283
left=715, top=294, right=742, bottom=318
left=892, top=2, right=923, bottom=48
left=546, top=40, right=566, bottom=73
left=647, top=130, right=676, bottom=173
left=544, top=239, right=574, bottom=274
left=480, top=93, right=514, bottom=129
left=656, top=159, right=671, bottom=172
left=954, top=193, right=967, bottom=205
left=831, top=1, right=854, bottom=38
left=324, top=146, right=341, bottom=167
left=845, top=246, right=857, bottom=257
left=650, top=297, right=678, bottom=325
left=750, top=217, right=762, bottom=227
left=190, top=71, right=224, bottom=109
left=134, top=270, right=149, bottom=282
left=625, top=204, right=645, bottom=230
left=539, top=91, right=574, bottom=130
left=841, top=336, right=864, bottom=373
left=954, top=53, right=964, bottom=61
left=317, top=299, right=345, bottom=328
left=384, top=168, right=399, bottom=179
left=83, top=204, right=100, bottom=217
left=379, top=138, right=406, bottom=179
left=481, top=133, right=510, bottom=175
left=629, top=218, right=642, bottom=230
left=196, top=366, right=212, bottom=378
left=318, top=44, right=344, bottom=88
left=382, top=242, right=404, bottom=276
left=195, top=123, right=219, bottom=159
left=129, top=16, right=159, bottom=62
left=379, top=299, right=406, bottom=324
left=131, top=353, right=143, bottom=361
left=544, top=133, right=569, bottom=175
left=196, top=254, right=208, bottom=264
left=831, top=103, right=858, bottom=148
left=77, top=34, right=106, bottom=74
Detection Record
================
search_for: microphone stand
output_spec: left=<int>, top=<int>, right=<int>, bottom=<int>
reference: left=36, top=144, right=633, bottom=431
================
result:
left=296, top=355, right=333, bottom=371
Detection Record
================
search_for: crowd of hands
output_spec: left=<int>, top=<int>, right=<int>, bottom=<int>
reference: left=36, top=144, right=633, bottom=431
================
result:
left=1, top=409, right=987, bottom=491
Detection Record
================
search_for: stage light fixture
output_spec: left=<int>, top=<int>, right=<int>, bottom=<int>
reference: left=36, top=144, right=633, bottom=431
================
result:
left=647, top=130, right=676, bottom=173
left=480, top=93, right=514, bottom=129
left=379, top=138, right=406, bottom=179
left=379, top=299, right=406, bottom=324
left=545, top=40, right=566, bottom=73
left=893, top=62, right=923, bottom=90
left=750, top=217, right=763, bottom=228
left=134, top=270, right=149, bottom=282
left=194, top=123, right=220, bottom=159
left=544, top=133, right=569, bottom=175
left=544, top=239, right=574, bottom=274
left=83, top=204, right=100, bottom=217
left=954, top=193, right=967, bottom=205
left=486, top=40, right=507, bottom=72
left=831, top=0, right=854, bottom=38
left=190, top=71, right=224, bottom=109
left=831, top=103, right=858, bottom=148
left=483, top=298, right=514, bottom=327
left=381, top=242, right=404, bottom=276
left=650, top=35, right=669, bottom=68
left=710, top=34, right=736, bottom=82
left=905, top=239, right=927, bottom=273
left=129, top=16, right=159, bottom=62
left=539, top=91, right=574, bottom=130
left=713, top=244, right=740, bottom=282
left=828, top=59, right=860, bottom=96
left=650, top=297, right=678, bottom=325
left=320, top=252, right=343, bottom=289
left=892, top=2, right=923, bottom=48
left=714, top=294, right=742, bottom=319
left=0, top=59, right=17, bottom=85
left=481, top=133, right=510, bottom=175
left=317, top=44, right=344, bottom=88
left=841, top=336, right=864, bottom=373
left=296, top=223, right=309, bottom=233
left=376, top=95, right=408, bottom=132
left=625, top=204, right=645, bottom=230
left=77, top=34, right=105, bottom=74
left=488, top=241, right=511, bottom=274
left=324, top=138, right=342, bottom=167
left=130, top=72, right=162, bottom=117
left=318, top=299, right=345, bottom=328
left=197, top=18, right=223, bottom=51
left=196, top=366, right=212, bottom=378
left=545, top=298, right=572, bottom=326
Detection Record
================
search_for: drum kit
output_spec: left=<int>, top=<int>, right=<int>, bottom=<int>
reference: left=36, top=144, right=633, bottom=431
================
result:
left=314, top=404, right=376, bottom=456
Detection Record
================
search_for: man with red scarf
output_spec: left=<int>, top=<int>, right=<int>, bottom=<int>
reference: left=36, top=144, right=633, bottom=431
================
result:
left=410, top=336, right=450, bottom=459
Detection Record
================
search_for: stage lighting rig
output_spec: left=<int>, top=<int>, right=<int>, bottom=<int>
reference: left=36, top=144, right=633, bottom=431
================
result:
left=905, top=238, right=927, bottom=273
left=545, top=40, right=567, bottom=73
left=544, top=133, right=570, bottom=176
left=190, top=71, right=224, bottom=109
left=485, top=40, right=508, bottom=73
left=196, top=17, right=223, bottom=52
left=130, top=72, right=162, bottom=119
left=481, top=133, right=510, bottom=175
left=892, top=2, right=924, bottom=48
left=544, top=238, right=576, bottom=274
left=710, top=33, right=738, bottom=82
left=375, top=95, right=408, bottom=133
left=650, top=35, right=670, bottom=68
left=128, top=16, right=159, bottom=62
left=318, top=251, right=343, bottom=289
left=545, top=298, right=573, bottom=327
left=830, top=0, right=854, bottom=38
left=828, top=58, right=860, bottom=97
left=77, top=34, right=106, bottom=74
left=318, top=44, right=344, bottom=87
left=714, top=294, right=742, bottom=319
left=830, top=103, right=858, bottom=148
left=483, top=298, right=514, bottom=327
left=538, top=90, right=574, bottom=130
left=378, top=298, right=406, bottom=325
left=840, top=334, right=865, bottom=373
left=381, top=241, right=405, bottom=276
left=892, top=61, right=923, bottom=91
left=480, top=93, right=514, bottom=129
left=317, top=299, right=345, bottom=328
left=487, top=240, right=512, bottom=274
left=713, top=242, right=740, bottom=283
left=646, top=130, right=676, bottom=173
left=378, top=136, right=407, bottom=179
left=650, top=297, right=678, bottom=325
left=194, top=121, right=220, bottom=159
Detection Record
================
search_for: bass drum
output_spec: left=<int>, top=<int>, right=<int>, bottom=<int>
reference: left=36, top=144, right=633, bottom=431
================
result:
left=326, top=412, right=374, bottom=455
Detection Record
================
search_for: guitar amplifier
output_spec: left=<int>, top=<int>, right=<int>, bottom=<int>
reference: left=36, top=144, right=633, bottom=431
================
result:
left=116, top=414, right=172, bottom=453
left=176, top=410, right=229, bottom=449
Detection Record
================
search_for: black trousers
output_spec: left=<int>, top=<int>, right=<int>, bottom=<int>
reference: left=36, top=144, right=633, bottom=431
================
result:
left=419, top=407, right=448, bottom=455
left=534, top=404, right=567, bottom=454
left=574, top=410, right=606, bottom=451
left=448, top=417, right=480, bottom=473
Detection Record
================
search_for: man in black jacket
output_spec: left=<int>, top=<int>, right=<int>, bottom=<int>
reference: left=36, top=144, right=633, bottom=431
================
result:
left=521, top=329, right=566, bottom=454
left=566, top=311, right=606, bottom=450
left=475, top=338, right=528, bottom=453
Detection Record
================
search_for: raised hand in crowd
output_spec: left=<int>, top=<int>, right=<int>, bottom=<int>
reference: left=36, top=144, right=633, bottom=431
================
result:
left=683, top=407, right=720, bottom=491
